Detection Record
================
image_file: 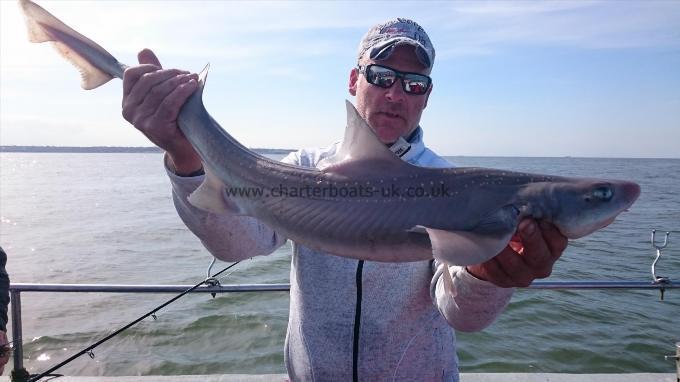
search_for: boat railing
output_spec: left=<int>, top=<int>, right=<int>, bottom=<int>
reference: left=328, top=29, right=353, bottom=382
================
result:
left=6, top=229, right=679, bottom=381
left=9, top=279, right=678, bottom=381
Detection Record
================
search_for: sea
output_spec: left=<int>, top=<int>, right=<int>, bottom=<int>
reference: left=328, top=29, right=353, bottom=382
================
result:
left=0, top=152, right=678, bottom=377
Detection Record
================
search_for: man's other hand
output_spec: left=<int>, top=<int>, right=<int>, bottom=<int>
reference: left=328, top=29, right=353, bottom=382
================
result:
left=466, top=219, right=568, bottom=288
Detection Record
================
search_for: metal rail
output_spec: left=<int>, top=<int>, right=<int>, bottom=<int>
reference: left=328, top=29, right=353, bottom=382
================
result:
left=8, top=279, right=677, bottom=380
left=9, top=283, right=292, bottom=293
left=7, top=280, right=679, bottom=293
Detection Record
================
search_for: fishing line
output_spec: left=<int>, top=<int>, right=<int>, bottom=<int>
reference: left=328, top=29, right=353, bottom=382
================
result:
left=213, top=258, right=254, bottom=283
left=27, top=261, right=241, bottom=382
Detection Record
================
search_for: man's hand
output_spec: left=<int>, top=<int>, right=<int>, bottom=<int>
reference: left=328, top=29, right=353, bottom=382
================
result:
left=0, top=330, right=9, bottom=374
left=122, top=49, right=203, bottom=175
left=466, top=219, right=568, bottom=288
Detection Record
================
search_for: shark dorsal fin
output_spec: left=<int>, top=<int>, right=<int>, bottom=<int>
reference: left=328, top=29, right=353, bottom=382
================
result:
left=318, top=101, right=410, bottom=174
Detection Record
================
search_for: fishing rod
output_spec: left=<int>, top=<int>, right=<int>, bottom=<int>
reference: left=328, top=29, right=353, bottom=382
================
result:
left=26, top=261, right=241, bottom=382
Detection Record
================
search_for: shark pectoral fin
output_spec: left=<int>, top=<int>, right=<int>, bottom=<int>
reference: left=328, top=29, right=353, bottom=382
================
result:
left=422, top=226, right=514, bottom=266
left=188, top=167, right=243, bottom=215
left=475, top=204, right=522, bottom=235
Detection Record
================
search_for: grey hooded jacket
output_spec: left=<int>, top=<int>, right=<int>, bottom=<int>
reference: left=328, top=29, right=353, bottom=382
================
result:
left=166, top=127, right=514, bottom=381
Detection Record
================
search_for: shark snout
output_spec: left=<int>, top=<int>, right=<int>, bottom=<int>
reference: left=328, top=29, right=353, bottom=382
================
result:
left=623, top=181, right=641, bottom=201
left=615, top=181, right=641, bottom=210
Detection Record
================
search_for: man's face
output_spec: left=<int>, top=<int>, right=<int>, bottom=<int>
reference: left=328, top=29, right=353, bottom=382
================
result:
left=349, top=45, right=432, bottom=144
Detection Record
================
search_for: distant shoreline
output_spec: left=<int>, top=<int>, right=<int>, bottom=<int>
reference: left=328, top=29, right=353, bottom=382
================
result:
left=0, top=146, right=295, bottom=155
left=0, top=146, right=676, bottom=160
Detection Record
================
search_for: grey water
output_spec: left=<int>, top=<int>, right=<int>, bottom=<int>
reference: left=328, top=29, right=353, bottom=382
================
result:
left=0, top=153, right=678, bottom=376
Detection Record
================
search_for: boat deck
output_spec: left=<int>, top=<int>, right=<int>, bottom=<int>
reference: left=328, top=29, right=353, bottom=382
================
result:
left=1, top=374, right=675, bottom=381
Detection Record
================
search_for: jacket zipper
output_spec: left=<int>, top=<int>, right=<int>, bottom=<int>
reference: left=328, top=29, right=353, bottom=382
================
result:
left=352, top=260, right=364, bottom=382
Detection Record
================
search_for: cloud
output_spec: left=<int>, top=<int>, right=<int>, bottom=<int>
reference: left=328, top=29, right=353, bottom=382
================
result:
left=425, top=1, right=680, bottom=58
left=6, top=1, right=677, bottom=68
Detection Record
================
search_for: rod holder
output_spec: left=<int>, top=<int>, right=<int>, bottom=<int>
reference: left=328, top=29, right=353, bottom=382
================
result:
left=651, top=230, right=673, bottom=300
left=10, top=290, right=29, bottom=382
left=664, top=342, right=680, bottom=382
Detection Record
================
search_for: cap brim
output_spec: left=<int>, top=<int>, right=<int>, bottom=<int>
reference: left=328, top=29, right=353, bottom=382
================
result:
left=369, top=38, right=432, bottom=69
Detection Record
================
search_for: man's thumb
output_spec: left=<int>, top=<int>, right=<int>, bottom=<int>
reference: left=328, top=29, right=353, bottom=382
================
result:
left=137, top=48, right=162, bottom=67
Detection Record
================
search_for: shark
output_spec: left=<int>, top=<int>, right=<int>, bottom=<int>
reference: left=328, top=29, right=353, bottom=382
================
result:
left=19, top=0, right=641, bottom=266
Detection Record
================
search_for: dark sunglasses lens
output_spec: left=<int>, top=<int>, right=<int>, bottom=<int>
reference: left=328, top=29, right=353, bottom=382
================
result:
left=403, top=75, right=429, bottom=95
left=367, top=66, right=396, bottom=88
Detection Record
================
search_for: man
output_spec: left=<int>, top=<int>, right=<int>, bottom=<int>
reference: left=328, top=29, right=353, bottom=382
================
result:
left=122, top=18, right=567, bottom=381
left=0, top=247, right=10, bottom=375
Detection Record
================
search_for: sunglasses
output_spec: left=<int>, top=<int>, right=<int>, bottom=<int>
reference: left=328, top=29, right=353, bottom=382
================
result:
left=357, top=64, right=432, bottom=95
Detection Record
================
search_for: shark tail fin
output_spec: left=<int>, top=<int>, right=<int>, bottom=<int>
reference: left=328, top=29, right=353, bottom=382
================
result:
left=19, top=0, right=125, bottom=89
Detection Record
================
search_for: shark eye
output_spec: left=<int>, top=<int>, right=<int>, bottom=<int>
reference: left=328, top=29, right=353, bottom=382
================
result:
left=592, top=186, right=613, bottom=201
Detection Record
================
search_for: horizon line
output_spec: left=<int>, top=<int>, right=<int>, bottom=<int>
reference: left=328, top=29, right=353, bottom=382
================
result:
left=1, top=145, right=677, bottom=160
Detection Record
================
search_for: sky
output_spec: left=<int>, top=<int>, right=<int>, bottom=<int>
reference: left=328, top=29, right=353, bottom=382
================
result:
left=1, top=0, right=679, bottom=158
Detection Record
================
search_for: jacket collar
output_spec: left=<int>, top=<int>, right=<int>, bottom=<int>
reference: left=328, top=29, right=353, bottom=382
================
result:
left=388, top=126, right=425, bottom=164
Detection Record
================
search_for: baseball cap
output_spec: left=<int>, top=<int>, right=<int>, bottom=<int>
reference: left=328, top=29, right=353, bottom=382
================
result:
left=357, top=18, right=435, bottom=70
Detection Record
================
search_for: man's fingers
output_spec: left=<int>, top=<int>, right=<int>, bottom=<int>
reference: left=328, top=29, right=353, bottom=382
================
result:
left=123, top=64, right=160, bottom=97
left=138, top=48, right=162, bottom=67
left=508, top=233, right=523, bottom=253
left=123, top=48, right=162, bottom=98
left=467, top=220, right=568, bottom=288
left=539, top=221, right=568, bottom=260
left=494, top=247, right=534, bottom=287
left=517, top=219, right=553, bottom=269
left=154, top=78, right=198, bottom=123
left=483, top=258, right=516, bottom=288
left=467, top=246, right=522, bottom=288
left=125, top=70, right=191, bottom=109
